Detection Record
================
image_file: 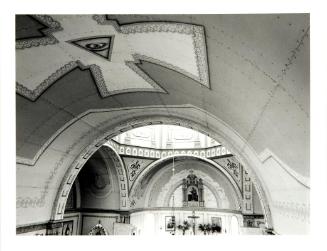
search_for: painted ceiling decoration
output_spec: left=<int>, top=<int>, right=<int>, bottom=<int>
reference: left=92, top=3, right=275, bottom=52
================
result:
left=16, top=15, right=62, bottom=49
left=68, top=36, right=114, bottom=60
left=16, top=14, right=210, bottom=101
left=121, top=156, right=155, bottom=188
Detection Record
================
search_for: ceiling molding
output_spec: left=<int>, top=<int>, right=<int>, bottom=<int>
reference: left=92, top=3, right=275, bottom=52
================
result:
left=16, top=15, right=62, bottom=49
left=16, top=15, right=210, bottom=101
left=259, top=148, right=310, bottom=188
left=93, top=15, right=210, bottom=88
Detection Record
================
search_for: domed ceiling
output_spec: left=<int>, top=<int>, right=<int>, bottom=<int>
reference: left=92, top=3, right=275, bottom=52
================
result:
left=16, top=14, right=309, bottom=179
left=113, top=124, right=219, bottom=149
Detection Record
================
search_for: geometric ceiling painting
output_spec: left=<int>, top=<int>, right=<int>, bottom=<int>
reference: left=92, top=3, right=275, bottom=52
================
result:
left=16, top=15, right=210, bottom=101
left=16, top=15, right=63, bottom=48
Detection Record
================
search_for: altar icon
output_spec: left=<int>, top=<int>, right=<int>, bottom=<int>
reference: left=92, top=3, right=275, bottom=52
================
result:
left=165, top=216, right=175, bottom=231
left=188, top=187, right=199, bottom=201
left=182, top=170, right=204, bottom=207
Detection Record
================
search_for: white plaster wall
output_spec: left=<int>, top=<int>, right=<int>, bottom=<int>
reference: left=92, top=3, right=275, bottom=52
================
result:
left=240, top=227, right=265, bottom=235
left=145, top=160, right=239, bottom=209
left=16, top=106, right=309, bottom=234
left=259, top=154, right=309, bottom=234
left=130, top=210, right=243, bottom=235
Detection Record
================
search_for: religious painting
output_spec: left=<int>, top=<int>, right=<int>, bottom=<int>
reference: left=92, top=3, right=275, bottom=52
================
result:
left=165, top=216, right=175, bottom=231
left=188, top=186, right=199, bottom=201
left=62, top=220, right=74, bottom=235
left=211, top=217, right=222, bottom=227
left=182, top=170, right=204, bottom=207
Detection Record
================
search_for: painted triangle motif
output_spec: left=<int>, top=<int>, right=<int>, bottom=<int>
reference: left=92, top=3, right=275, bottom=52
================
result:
left=68, top=36, right=113, bottom=60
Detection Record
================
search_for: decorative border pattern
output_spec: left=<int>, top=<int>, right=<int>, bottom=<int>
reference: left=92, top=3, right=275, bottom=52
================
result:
left=16, top=108, right=237, bottom=212
left=242, top=169, right=253, bottom=214
left=50, top=145, right=129, bottom=220
left=105, top=147, right=129, bottom=209
left=16, top=15, right=62, bottom=49
left=122, top=157, right=155, bottom=185
left=93, top=15, right=210, bottom=88
left=106, top=140, right=231, bottom=160
left=17, top=105, right=207, bottom=165
left=16, top=61, right=77, bottom=101
left=18, top=115, right=104, bottom=210
left=272, top=201, right=309, bottom=223
left=212, top=157, right=243, bottom=191
left=125, top=55, right=167, bottom=94
left=17, top=15, right=210, bottom=101
left=16, top=106, right=272, bottom=228
left=128, top=54, right=200, bottom=87
left=16, top=61, right=108, bottom=101
left=130, top=155, right=243, bottom=209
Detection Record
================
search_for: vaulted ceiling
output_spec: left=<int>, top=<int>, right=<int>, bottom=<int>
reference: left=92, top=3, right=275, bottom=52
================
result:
left=16, top=14, right=309, bottom=178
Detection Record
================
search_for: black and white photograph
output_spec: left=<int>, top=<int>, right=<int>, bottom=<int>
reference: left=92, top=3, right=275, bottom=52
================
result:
left=13, top=12, right=310, bottom=236
left=1, top=1, right=327, bottom=251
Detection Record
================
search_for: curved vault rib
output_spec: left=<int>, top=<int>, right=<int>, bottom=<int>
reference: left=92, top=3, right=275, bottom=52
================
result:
left=17, top=105, right=276, bottom=227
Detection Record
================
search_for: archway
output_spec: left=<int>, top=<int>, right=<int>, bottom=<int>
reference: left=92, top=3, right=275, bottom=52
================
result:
left=129, top=154, right=243, bottom=206
left=46, top=107, right=274, bottom=229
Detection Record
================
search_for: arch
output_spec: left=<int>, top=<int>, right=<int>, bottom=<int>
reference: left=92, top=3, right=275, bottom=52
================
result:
left=101, top=146, right=129, bottom=208
left=51, top=144, right=128, bottom=220
left=130, top=155, right=243, bottom=206
left=44, top=105, right=273, bottom=227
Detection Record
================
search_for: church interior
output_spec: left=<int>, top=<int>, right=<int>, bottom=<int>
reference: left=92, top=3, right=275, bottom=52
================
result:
left=15, top=14, right=309, bottom=235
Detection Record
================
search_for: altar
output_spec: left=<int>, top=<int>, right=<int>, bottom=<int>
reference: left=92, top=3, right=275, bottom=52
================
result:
left=129, top=208, right=242, bottom=235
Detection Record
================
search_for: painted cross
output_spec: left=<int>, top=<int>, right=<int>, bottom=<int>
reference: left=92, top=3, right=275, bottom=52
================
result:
left=16, top=15, right=209, bottom=101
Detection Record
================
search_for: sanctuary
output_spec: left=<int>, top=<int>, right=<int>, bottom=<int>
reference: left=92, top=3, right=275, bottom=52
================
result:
left=15, top=14, right=309, bottom=235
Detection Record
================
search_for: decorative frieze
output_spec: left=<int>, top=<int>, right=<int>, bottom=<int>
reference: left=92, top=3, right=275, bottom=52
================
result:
left=105, top=140, right=231, bottom=160
left=16, top=15, right=63, bottom=49
left=272, top=201, right=309, bottom=223
left=212, top=156, right=243, bottom=191
left=93, top=15, right=210, bottom=88
left=105, top=147, right=129, bottom=210
left=17, top=15, right=210, bottom=101
left=242, top=170, right=253, bottom=214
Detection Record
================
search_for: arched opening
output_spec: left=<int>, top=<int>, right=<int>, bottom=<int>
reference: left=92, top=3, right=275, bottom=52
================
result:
left=54, top=123, right=270, bottom=235
left=14, top=14, right=310, bottom=237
